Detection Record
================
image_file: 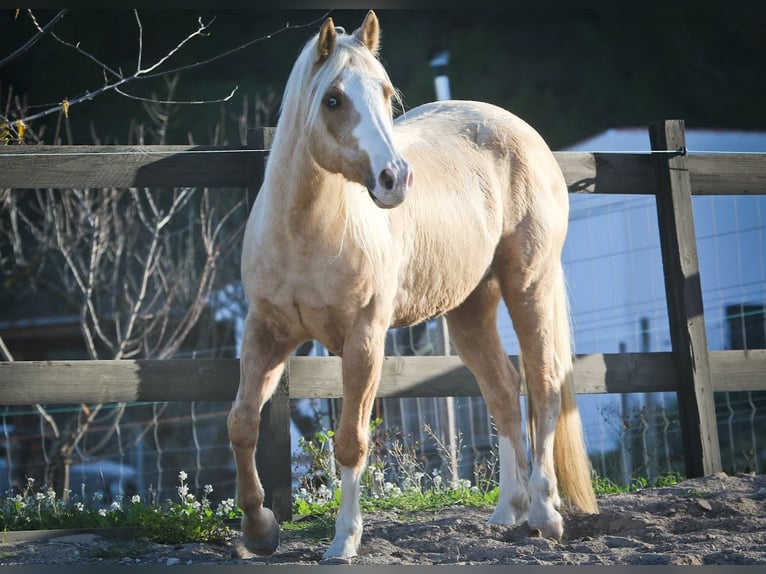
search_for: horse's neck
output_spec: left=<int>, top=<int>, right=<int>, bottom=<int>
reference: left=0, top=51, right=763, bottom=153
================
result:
left=260, top=129, right=392, bottom=289
left=261, top=134, right=345, bottom=241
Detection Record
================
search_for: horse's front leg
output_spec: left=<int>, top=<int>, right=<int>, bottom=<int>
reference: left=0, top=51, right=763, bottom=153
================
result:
left=227, top=312, right=296, bottom=556
left=323, top=320, right=387, bottom=560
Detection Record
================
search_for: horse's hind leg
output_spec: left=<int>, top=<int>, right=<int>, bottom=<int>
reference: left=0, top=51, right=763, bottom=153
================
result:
left=499, top=261, right=568, bottom=539
left=445, top=276, right=530, bottom=525
left=227, top=312, right=296, bottom=556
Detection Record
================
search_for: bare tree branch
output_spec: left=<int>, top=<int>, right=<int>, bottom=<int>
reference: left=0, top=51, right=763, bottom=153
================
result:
left=26, top=9, right=124, bottom=81
left=144, top=11, right=335, bottom=82
left=137, top=15, right=215, bottom=77
left=0, top=9, right=69, bottom=68
left=0, top=9, right=332, bottom=139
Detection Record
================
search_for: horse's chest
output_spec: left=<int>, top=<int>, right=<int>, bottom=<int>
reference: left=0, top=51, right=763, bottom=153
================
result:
left=250, top=255, right=370, bottom=352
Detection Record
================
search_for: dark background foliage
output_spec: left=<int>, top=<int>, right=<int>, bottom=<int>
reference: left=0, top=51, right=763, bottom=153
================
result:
left=2, top=7, right=765, bottom=149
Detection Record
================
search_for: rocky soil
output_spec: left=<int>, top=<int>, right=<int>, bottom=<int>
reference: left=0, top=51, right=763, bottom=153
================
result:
left=1, top=472, right=764, bottom=566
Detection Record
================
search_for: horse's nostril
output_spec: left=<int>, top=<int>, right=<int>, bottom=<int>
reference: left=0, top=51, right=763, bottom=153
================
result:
left=379, top=169, right=395, bottom=191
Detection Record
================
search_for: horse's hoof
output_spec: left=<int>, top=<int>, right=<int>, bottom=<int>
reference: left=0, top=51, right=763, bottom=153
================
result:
left=528, top=517, right=563, bottom=540
left=240, top=517, right=280, bottom=556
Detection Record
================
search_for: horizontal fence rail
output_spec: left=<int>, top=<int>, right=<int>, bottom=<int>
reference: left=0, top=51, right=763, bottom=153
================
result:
left=2, top=146, right=766, bottom=196
left=1, top=350, right=765, bottom=405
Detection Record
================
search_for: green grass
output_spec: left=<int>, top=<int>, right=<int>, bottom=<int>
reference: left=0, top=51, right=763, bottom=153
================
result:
left=592, top=471, right=686, bottom=495
left=280, top=515, right=335, bottom=542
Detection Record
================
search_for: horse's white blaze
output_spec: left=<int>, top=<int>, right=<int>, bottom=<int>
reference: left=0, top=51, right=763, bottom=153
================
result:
left=489, top=435, right=530, bottom=525
left=324, top=466, right=364, bottom=559
left=345, top=72, right=412, bottom=208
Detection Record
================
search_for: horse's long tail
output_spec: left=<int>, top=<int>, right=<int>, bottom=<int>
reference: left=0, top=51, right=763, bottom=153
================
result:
left=526, top=264, right=599, bottom=515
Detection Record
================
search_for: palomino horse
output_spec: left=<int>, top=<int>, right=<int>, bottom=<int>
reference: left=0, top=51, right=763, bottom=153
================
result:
left=228, top=10, right=598, bottom=560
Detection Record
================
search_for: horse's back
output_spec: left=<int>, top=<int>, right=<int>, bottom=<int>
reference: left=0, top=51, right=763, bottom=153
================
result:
left=388, top=99, right=569, bottom=326
left=395, top=99, right=565, bottom=202
left=395, top=100, right=553, bottom=157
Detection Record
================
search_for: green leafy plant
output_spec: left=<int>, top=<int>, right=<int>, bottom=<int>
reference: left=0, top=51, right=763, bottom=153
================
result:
left=0, top=471, right=242, bottom=545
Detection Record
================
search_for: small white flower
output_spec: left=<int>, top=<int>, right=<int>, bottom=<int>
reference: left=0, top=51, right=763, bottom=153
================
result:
left=383, top=482, right=401, bottom=496
left=178, top=485, right=189, bottom=498
left=215, top=498, right=236, bottom=517
left=178, top=470, right=188, bottom=482
left=373, top=470, right=384, bottom=482
left=26, top=477, right=35, bottom=486
left=98, top=508, right=108, bottom=517
left=35, top=492, right=45, bottom=501
left=203, top=484, right=213, bottom=494
left=110, top=501, right=121, bottom=511
left=433, top=475, right=443, bottom=487
left=131, top=495, right=141, bottom=504
left=74, top=502, right=85, bottom=512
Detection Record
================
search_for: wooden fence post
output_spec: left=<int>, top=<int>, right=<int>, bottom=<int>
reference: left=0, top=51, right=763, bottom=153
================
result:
left=649, top=119, right=722, bottom=477
left=255, top=371, right=292, bottom=523
left=246, top=126, right=292, bottom=522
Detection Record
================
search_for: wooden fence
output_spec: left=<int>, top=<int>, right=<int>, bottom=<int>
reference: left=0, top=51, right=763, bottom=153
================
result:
left=1, top=119, right=765, bottom=522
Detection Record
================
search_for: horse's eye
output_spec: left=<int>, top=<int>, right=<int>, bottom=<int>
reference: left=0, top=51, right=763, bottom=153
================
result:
left=325, top=95, right=340, bottom=108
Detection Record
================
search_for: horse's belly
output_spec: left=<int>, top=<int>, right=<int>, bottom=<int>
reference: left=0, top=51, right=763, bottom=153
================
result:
left=391, top=250, right=492, bottom=328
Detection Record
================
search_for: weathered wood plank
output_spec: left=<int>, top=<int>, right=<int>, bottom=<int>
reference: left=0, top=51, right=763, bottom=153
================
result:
left=1, top=351, right=764, bottom=405
left=0, top=359, right=241, bottom=404
left=2, top=147, right=764, bottom=196
left=555, top=151, right=766, bottom=196
left=650, top=119, right=722, bottom=477
left=555, top=152, right=655, bottom=195
left=0, top=146, right=257, bottom=188
left=687, top=153, right=766, bottom=195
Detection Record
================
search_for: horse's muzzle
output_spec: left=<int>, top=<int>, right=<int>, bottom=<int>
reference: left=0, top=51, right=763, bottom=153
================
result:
left=368, top=159, right=413, bottom=208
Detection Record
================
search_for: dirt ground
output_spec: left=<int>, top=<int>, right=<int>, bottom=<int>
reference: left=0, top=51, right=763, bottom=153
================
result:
left=1, top=472, right=764, bottom=566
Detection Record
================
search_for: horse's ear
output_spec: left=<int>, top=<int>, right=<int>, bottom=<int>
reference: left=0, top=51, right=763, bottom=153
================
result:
left=316, top=17, right=336, bottom=64
left=353, top=10, right=380, bottom=55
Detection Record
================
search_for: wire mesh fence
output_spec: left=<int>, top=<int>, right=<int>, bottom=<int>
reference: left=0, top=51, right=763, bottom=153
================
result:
left=1, top=188, right=764, bottom=505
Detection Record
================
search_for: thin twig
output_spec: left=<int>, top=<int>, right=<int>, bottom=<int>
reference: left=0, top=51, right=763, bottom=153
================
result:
left=114, top=84, right=238, bottom=105
left=27, top=9, right=124, bottom=81
left=136, top=11, right=333, bottom=81
left=1, top=9, right=332, bottom=136
left=0, top=9, right=69, bottom=68
left=134, top=9, right=143, bottom=74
